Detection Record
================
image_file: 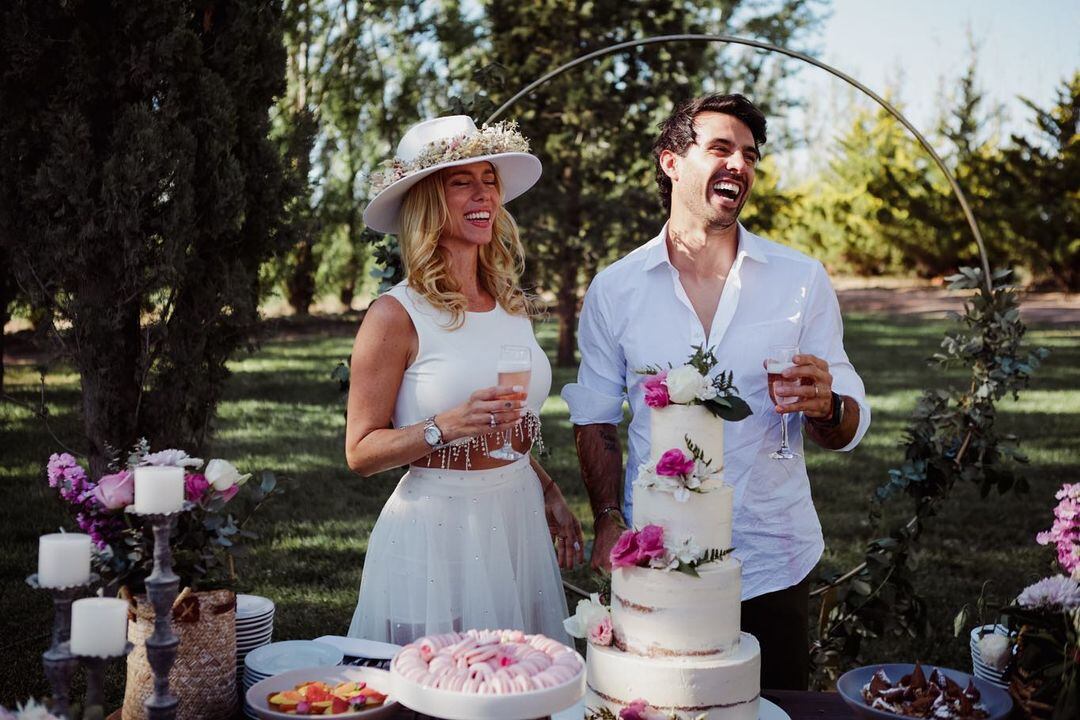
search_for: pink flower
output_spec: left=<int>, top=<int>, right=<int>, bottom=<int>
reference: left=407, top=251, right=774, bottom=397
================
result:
left=90, top=471, right=134, bottom=510
left=654, top=449, right=694, bottom=477
left=610, top=529, right=642, bottom=568
left=642, top=372, right=670, bottom=409
left=184, top=473, right=210, bottom=501
left=588, top=616, right=613, bottom=646
left=218, top=483, right=241, bottom=503
left=620, top=699, right=668, bottom=720
left=636, top=525, right=666, bottom=563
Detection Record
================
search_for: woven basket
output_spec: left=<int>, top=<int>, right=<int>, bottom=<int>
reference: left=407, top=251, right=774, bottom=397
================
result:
left=121, top=589, right=237, bottom=720
left=1008, top=625, right=1057, bottom=720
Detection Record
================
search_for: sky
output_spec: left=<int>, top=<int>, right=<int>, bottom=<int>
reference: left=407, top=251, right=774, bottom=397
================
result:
left=774, top=0, right=1079, bottom=173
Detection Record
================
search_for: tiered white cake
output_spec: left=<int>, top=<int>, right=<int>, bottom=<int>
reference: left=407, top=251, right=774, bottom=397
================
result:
left=585, top=403, right=761, bottom=720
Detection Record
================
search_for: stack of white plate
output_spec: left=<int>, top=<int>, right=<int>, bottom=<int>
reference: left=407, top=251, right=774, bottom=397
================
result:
left=970, top=623, right=1011, bottom=689
left=242, top=640, right=345, bottom=719
left=236, top=594, right=275, bottom=677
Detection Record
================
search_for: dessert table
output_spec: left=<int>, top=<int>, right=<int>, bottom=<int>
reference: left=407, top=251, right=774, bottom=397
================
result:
left=107, top=689, right=854, bottom=720
left=389, top=691, right=853, bottom=720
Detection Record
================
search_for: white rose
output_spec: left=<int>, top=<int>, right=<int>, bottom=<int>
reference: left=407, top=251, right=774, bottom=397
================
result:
left=976, top=634, right=1012, bottom=671
left=563, top=594, right=609, bottom=638
left=666, top=365, right=704, bottom=404
left=205, top=459, right=251, bottom=492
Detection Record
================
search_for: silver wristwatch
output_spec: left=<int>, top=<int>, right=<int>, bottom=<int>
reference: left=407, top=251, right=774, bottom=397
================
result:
left=422, top=416, right=443, bottom=448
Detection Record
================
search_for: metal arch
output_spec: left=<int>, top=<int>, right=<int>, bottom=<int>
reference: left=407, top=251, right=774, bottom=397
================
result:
left=485, top=33, right=993, bottom=291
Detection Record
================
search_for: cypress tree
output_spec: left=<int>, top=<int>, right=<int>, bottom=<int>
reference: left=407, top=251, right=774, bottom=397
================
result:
left=0, top=1, right=302, bottom=474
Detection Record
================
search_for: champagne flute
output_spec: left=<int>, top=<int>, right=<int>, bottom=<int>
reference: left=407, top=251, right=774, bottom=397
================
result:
left=488, top=344, right=531, bottom=461
left=766, top=344, right=800, bottom=460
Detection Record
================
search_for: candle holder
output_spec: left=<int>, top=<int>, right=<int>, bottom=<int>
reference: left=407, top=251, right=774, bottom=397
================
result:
left=26, top=572, right=100, bottom=720
left=127, top=502, right=193, bottom=720
left=76, top=641, right=134, bottom=720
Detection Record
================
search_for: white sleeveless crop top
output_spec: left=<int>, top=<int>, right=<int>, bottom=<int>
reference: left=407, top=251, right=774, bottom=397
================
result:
left=385, top=281, right=552, bottom=434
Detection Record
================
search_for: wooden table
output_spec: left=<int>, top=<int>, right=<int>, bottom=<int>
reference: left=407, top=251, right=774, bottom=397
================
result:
left=389, top=691, right=853, bottom=720
left=109, top=689, right=854, bottom=719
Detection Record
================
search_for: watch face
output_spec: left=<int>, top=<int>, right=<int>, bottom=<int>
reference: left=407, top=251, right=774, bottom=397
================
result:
left=424, top=425, right=441, bottom=446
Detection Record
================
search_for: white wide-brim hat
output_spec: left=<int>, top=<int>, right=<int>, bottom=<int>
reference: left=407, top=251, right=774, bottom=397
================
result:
left=363, top=115, right=542, bottom=235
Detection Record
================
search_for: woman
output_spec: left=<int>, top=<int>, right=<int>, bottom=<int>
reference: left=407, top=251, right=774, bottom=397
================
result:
left=345, top=116, right=584, bottom=645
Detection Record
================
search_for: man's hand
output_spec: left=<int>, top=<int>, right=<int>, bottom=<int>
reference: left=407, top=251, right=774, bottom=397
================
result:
left=544, top=485, right=586, bottom=570
left=591, top=513, right=624, bottom=572
left=773, top=353, right=834, bottom=420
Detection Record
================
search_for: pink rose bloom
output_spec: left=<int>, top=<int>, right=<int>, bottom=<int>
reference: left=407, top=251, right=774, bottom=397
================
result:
left=588, top=615, right=613, bottom=646
left=218, top=483, right=241, bottom=503
left=610, top=529, right=642, bottom=568
left=620, top=699, right=668, bottom=720
left=91, top=470, right=134, bottom=510
left=184, top=473, right=210, bottom=501
left=636, top=525, right=666, bottom=564
left=642, top=372, right=670, bottom=409
left=655, top=448, right=694, bottom=477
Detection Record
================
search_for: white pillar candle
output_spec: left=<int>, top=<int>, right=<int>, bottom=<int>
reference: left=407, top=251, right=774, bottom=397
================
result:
left=70, top=597, right=128, bottom=657
left=133, top=465, right=185, bottom=514
left=37, top=533, right=92, bottom=588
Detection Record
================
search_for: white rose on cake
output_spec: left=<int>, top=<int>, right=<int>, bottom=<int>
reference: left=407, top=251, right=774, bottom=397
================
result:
left=665, top=365, right=704, bottom=404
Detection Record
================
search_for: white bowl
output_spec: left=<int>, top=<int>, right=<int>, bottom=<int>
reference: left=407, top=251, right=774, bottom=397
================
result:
left=246, top=640, right=344, bottom=677
left=245, top=665, right=397, bottom=719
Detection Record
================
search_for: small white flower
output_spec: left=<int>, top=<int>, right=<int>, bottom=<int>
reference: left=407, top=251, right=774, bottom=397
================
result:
left=695, top=380, right=719, bottom=402
left=976, top=634, right=1012, bottom=671
left=204, top=459, right=251, bottom=492
left=140, top=448, right=203, bottom=469
left=665, top=365, right=704, bottom=404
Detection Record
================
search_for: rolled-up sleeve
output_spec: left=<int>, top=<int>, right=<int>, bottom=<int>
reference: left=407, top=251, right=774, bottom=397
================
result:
left=561, top=276, right=627, bottom=425
left=799, top=262, right=871, bottom=451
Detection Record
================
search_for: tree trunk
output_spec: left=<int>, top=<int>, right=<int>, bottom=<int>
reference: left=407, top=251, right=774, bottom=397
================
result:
left=0, top=250, right=11, bottom=395
left=286, top=238, right=316, bottom=315
left=555, top=269, right=578, bottom=367
left=77, top=296, right=142, bottom=478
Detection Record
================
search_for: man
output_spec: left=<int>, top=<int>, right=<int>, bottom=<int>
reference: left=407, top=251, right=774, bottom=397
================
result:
left=561, top=93, right=870, bottom=690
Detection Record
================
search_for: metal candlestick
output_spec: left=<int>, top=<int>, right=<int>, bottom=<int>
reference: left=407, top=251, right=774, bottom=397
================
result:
left=76, top=642, right=134, bottom=720
left=26, top=572, right=99, bottom=720
left=128, top=503, right=193, bottom=720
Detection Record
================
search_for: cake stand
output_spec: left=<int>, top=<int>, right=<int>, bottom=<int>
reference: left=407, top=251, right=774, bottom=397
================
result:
left=389, top=652, right=586, bottom=720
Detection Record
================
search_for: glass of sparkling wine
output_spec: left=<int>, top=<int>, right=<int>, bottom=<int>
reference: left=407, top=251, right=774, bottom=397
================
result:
left=766, top=344, right=800, bottom=460
left=488, top=344, right=531, bottom=461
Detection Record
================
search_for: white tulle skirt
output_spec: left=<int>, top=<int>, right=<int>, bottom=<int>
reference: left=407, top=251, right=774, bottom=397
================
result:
left=348, top=456, right=571, bottom=646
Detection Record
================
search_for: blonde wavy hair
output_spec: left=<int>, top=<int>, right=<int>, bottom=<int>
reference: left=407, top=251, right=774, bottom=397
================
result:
left=398, top=165, right=538, bottom=328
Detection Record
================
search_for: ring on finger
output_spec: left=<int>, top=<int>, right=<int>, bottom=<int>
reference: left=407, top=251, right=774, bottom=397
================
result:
left=573, top=541, right=581, bottom=551
left=488, top=412, right=497, bottom=427
left=814, top=384, right=820, bottom=399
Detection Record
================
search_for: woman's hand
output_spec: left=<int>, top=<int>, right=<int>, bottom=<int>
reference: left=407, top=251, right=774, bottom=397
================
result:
left=534, top=460, right=585, bottom=570
left=436, top=385, right=528, bottom=443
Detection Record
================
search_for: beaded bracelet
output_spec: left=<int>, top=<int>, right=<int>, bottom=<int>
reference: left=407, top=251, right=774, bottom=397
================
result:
left=594, top=505, right=624, bottom=529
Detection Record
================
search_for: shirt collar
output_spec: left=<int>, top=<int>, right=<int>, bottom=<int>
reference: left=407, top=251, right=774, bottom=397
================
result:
left=643, top=221, right=769, bottom=272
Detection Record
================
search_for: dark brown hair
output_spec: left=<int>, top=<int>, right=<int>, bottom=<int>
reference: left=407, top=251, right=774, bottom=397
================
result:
left=652, top=93, right=767, bottom=211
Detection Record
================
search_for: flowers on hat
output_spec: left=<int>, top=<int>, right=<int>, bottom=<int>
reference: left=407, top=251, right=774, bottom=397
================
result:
left=369, top=121, right=530, bottom=194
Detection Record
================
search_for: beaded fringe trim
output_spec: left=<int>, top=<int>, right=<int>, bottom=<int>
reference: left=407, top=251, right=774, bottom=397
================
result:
left=426, top=411, right=544, bottom=470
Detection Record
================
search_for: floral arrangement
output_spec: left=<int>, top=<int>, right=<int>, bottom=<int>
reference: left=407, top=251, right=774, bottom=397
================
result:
left=45, top=440, right=280, bottom=593
left=609, top=524, right=730, bottom=578
left=635, top=440, right=721, bottom=503
left=563, top=593, right=613, bottom=647
left=369, top=120, right=530, bottom=194
left=585, top=700, right=705, bottom=720
left=997, top=482, right=1080, bottom=720
left=638, top=345, right=751, bottom=422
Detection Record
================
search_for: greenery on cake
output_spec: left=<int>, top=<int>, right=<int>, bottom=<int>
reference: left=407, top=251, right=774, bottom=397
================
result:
left=637, top=345, right=752, bottom=421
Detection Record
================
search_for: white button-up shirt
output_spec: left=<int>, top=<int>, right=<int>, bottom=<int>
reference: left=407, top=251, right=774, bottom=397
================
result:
left=561, top=223, right=871, bottom=600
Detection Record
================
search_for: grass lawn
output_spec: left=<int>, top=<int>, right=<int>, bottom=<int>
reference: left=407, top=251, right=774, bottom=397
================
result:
left=1, top=311, right=1077, bottom=706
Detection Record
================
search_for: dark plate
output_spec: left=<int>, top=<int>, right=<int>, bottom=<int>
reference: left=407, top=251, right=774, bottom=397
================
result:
left=836, top=663, right=1012, bottom=720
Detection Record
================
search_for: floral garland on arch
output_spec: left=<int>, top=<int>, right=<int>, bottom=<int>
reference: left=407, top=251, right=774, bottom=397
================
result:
left=811, top=267, right=1049, bottom=688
